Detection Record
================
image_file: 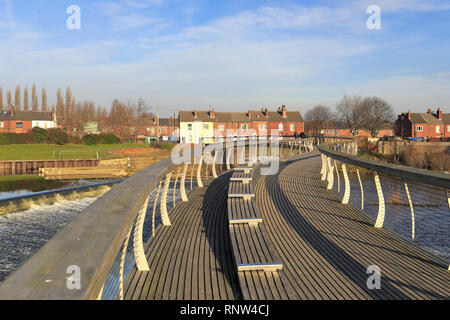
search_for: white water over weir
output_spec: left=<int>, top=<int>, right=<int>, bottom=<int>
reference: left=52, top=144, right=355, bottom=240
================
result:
left=0, top=181, right=122, bottom=283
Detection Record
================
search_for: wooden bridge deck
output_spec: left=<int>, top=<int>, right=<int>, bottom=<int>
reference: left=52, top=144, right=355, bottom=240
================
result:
left=124, top=151, right=449, bottom=300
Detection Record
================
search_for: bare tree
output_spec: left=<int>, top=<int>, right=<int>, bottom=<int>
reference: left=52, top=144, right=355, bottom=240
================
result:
left=0, top=87, right=3, bottom=110
left=15, top=85, right=21, bottom=110
left=32, top=84, right=38, bottom=111
left=56, top=87, right=64, bottom=125
left=304, top=105, right=335, bottom=134
left=7, top=90, right=12, bottom=107
left=65, top=87, right=72, bottom=130
left=359, top=96, right=395, bottom=137
left=23, top=86, right=29, bottom=111
left=42, top=88, right=48, bottom=111
left=336, top=94, right=363, bottom=132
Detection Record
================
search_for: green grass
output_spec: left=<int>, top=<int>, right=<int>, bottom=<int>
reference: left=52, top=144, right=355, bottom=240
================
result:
left=0, top=175, right=42, bottom=182
left=0, top=144, right=149, bottom=161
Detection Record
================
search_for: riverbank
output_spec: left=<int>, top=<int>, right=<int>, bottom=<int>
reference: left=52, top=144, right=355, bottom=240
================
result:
left=0, top=144, right=157, bottom=161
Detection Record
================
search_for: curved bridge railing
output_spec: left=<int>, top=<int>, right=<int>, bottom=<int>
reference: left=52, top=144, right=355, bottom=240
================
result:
left=0, top=137, right=313, bottom=300
left=317, top=138, right=450, bottom=269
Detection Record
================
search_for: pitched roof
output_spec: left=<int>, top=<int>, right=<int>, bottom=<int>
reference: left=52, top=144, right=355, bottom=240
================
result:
left=399, top=109, right=448, bottom=124
left=179, top=107, right=304, bottom=123
left=159, top=118, right=179, bottom=126
left=0, top=110, right=54, bottom=121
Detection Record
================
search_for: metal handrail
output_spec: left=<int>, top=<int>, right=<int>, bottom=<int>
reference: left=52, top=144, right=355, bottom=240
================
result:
left=318, top=139, right=450, bottom=189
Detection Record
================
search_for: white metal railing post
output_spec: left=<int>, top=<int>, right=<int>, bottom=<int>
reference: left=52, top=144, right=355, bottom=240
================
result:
left=327, top=157, right=334, bottom=190
left=356, top=169, right=364, bottom=210
left=133, top=196, right=151, bottom=271
left=180, top=163, right=189, bottom=202
left=197, top=155, right=204, bottom=188
left=374, top=172, right=385, bottom=228
left=404, top=182, right=415, bottom=239
left=342, top=164, right=350, bottom=204
left=160, top=172, right=172, bottom=226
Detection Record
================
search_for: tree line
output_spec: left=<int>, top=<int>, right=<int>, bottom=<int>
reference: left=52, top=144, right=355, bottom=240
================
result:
left=304, top=95, right=395, bottom=137
left=0, top=85, right=155, bottom=138
left=0, top=84, right=48, bottom=112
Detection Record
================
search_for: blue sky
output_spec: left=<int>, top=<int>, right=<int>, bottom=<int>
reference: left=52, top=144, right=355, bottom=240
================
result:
left=0, top=0, right=449, bottom=117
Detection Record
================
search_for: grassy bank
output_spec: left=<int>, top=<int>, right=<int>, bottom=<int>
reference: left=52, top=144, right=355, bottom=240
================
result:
left=0, top=144, right=150, bottom=161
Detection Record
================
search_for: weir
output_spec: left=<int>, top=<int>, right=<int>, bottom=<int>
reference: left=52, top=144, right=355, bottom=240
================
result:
left=0, top=180, right=122, bottom=215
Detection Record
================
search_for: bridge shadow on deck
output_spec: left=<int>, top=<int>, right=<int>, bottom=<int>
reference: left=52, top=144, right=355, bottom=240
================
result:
left=263, top=155, right=447, bottom=300
left=201, top=172, right=243, bottom=300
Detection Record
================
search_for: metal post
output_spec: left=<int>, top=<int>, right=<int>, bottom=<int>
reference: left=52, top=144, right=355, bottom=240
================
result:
left=180, top=163, right=189, bottom=202
left=356, top=169, right=364, bottom=210
left=327, top=157, right=334, bottom=190
left=160, top=172, right=172, bottom=226
left=119, top=227, right=132, bottom=300
left=133, top=196, right=151, bottom=271
left=404, top=182, right=415, bottom=239
left=334, top=160, right=340, bottom=193
left=152, top=180, right=162, bottom=236
left=374, top=172, right=385, bottom=228
left=321, top=154, right=327, bottom=181
left=173, top=166, right=181, bottom=207
left=212, top=152, right=218, bottom=179
left=197, top=155, right=204, bottom=188
left=342, top=164, right=350, bottom=204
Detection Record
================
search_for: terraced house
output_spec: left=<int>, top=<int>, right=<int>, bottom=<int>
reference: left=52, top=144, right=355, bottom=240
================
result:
left=395, top=108, right=449, bottom=140
left=179, top=106, right=305, bottom=144
left=0, top=107, right=57, bottom=134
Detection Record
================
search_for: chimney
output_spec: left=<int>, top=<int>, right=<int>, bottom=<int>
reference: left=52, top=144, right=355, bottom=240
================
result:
left=265, top=108, right=269, bottom=118
left=210, top=108, right=215, bottom=119
left=437, top=108, right=442, bottom=120
left=427, top=108, right=432, bottom=114
left=407, top=110, right=411, bottom=120
left=248, top=111, right=251, bottom=120
left=193, top=110, right=198, bottom=119
left=10, top=106, right=14, bottom=118
left=153, top=116, right=158, bottom=125
left=282, top=105, right=287, bottom=118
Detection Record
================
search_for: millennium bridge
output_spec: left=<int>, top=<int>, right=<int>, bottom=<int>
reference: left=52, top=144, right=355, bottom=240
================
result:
left=0, top=137, right=448, bottom=300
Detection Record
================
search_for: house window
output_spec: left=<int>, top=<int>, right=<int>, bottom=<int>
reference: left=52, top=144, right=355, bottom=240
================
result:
left=103, top=127, right=107, bottom=132
left=146, top=127, right=150, bottom=132
left=241, top=124, right=248, bottom=130
left=447, top=125, right=450, bottom=132
left=151, top=128, right=155, bottom=134
left=336, top=130, right=340, bottom=135
left=290, top=123, right=295, bottom=131
left=436, top=126, right=440, bottom=133
left=158, top=128, right=162, bottom=133
left=258, top=124, right=266, bottom=131
left=188, top=124, right=193, bottom=130
left=416, top=126, right=423, bottom=132
left=0, top=121, right=3, bottom=128
left=16, top=122, right=23, bottom=128
left=131, top=127, right=135, bottom=133
left=330, top=129, right=335, bottom=134
left=203, top=124, right=209, bottom=130
left=278, top=123, right=283, bottom=131
left=218, top=125, right=225, bottom=132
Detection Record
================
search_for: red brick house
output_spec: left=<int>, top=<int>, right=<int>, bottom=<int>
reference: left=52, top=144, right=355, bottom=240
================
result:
left=179, top=105, right=304, bottom=144
left=395, top=108, right=449, bottom=139
left=0, top=107, right=57, bottom=134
